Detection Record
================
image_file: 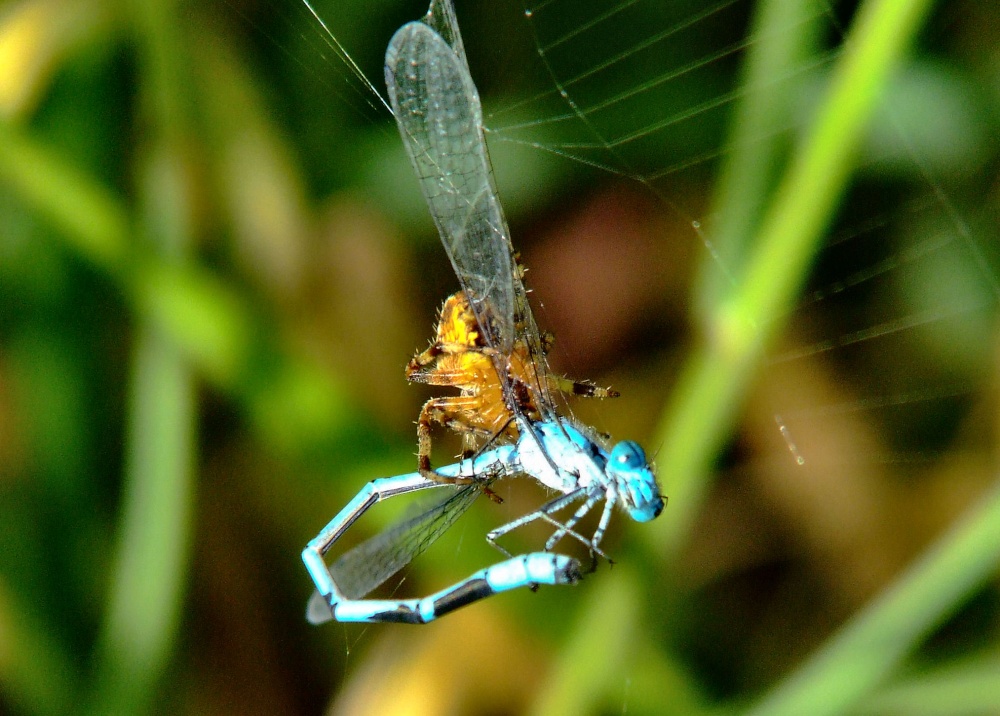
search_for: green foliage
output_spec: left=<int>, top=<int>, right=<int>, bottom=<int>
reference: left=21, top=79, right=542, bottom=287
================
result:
left=1, top=0, right=998, bottom=714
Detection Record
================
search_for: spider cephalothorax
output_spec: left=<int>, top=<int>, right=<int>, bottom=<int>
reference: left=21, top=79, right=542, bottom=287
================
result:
left=406, top=291, right=617, bottom=482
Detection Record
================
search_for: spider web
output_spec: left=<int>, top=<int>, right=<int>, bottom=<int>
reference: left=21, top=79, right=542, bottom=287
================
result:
left=270, top=0, right=998, bottom=503
left=478, top=0, right=999, bottom=473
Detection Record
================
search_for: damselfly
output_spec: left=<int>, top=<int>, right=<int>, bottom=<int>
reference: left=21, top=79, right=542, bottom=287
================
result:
left=303, top=0, right=664, bottom=625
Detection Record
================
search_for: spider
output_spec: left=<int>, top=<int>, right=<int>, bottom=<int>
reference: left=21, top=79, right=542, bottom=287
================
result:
left=406, top=291, right=617, bottom=488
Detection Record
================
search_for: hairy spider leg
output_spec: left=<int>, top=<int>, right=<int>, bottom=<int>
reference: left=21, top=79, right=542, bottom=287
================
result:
left=407, top=292, right=619, bottom=481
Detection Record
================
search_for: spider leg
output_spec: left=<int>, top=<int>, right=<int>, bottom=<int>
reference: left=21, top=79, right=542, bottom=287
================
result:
left=416, top=396, right=503, bottom=502
left=548, top=374, right=620, bottom=399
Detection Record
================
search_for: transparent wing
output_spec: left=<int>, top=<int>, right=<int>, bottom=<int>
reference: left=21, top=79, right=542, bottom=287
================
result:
left=385, top=15, right=515, bottom=353
left=385, top=3, right=556, bottom=419
left=328, top=481, right=483, bottom=600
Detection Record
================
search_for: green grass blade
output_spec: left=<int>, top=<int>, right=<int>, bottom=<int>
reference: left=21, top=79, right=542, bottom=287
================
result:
left=651, top=0, right=936, bottom=556
left=86, top=0, right=197, bottom=710
left=87, top=328, right=196, bottom=715
left=697, top=0, right=823, bottom=315
left=861, top=651, right=1000, bottom=715
left=746, top=478, right=1000, bottom=716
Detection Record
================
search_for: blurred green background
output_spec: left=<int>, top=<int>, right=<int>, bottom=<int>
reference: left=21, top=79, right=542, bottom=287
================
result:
left=2, top=0, right=1000, bottom=714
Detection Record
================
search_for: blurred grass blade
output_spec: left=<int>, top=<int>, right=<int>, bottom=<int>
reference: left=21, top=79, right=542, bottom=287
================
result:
left=87, top=327, right=195, bottom=714
left=860, top=651, right=1000, bottom=715
left=697, top=0, right=822, bottom=317
left=530, top=569, right=642, bottom=716
left=652, top=0, right=935, bottom=555
left=530, top=566, right=709, bottom=716
left=747, top=478, right=1000, bottom=716
left=0, top=117, right=352, bottom=455
left=87, top=0, right=197, bottom=710
left=0, top=117, right=130, bottom=274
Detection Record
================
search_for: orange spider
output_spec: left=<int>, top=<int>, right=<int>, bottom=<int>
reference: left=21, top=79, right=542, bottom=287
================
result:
left=406, top=291, right=617, bottom=484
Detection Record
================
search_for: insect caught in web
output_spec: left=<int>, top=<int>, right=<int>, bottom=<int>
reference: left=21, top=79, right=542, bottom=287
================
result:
left=302, top=0, right=664, bottom=625
left=406, top=288, right=619, bottom=484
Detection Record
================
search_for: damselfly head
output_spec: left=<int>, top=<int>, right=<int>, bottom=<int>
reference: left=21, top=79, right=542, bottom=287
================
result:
left=608, top=441, right=664, bottom=523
